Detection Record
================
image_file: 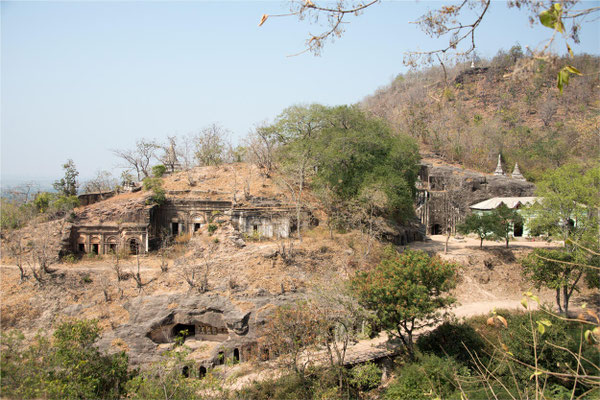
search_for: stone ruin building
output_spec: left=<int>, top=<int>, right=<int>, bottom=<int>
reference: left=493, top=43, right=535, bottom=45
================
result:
left=70, top=189, right=311, bottom=256
left=415, top=156, right=535, bottom=235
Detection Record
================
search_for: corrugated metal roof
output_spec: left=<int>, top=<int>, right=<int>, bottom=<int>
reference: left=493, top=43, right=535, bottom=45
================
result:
left=469, top=197, right=540, bottom=210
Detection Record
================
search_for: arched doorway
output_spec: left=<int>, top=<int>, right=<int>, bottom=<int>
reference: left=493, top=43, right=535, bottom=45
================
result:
left=217, top=351, right=225, bottom=365
left=233, top=348, right=240, bottom=363
left=199, top=366, right=207, bottom=379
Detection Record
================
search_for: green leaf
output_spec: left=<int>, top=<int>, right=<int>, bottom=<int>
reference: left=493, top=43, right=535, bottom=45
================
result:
left=539, top=319, right=552, bottom=327
left=539, top=9, right=554, bottom=28
left=521, top=298, right=528, bottom=309
left=566, top=43, right=574, bottom=58
left=564, top=65, right=582, bottom=75
left=539, top=3, right=564, bottom=32
left=537, top=321, right=546, bottom=335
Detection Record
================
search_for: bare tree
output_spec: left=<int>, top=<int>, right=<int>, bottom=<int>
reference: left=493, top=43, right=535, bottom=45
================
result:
left=158, top=136, right=180, bottom=173
left=131, top=253, right=156, bottom=293
left=5, top=231, right=27, bottom=281
left=193, top=124, right=229, bottom=166
left=112, top=139, right=157, bottom=181
left=245, top=123, right=281, bottom=178
left=111, top=251, right=127, bottom=282
left=6, top=182, right=39, bottom=204
left=82, top=170, right=118, bottom=194
left=176, top=245, right=214, bottom=292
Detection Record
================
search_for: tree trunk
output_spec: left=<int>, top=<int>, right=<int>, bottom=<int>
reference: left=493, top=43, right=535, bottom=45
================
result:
left=563, top=285, right=569, bottom=315
left=556, top=288, right=563, bottom=313
left=444, top=231, right=450, bottom=254
left=505, top=235, right=509, bottom=248
left=480, top=237, right=483, bottom=249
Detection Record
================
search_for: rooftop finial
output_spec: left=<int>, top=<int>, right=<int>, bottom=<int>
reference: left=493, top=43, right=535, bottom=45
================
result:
left=511, top=162, right=526, bottom=181
left=494, top=154, right=504, bottom=176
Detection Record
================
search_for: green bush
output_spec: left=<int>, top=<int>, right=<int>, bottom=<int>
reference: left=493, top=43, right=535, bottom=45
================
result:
left=490, top=310, right=599, bottom=396
left=143, top=177, right=166, bottom=206
left=34, top=192, right=52, bottom=213
left=417, top=321, right=486, bottom=366
left=0, top=319, right=129, bottom=399
left=208, top=224, right=218, bottom=234
left=349, top=362, right=381, bottom=391
left=385, top=355, right=463, bottom=400
left=152, top=164, right=167, bottom=177
left=61, top=253, right=79, bottom=264
left=234, top=372, right=312, bottom=400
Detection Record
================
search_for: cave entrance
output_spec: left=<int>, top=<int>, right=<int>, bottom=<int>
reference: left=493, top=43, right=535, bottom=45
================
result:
left=432, top=224, right=442, bottom=235
left=91, top=243, right=99, bottom=254
left=194, top=223, right=201, bottom=232
left=78, top=243, right=85, bottom=253
left=171, top=222, right=179, bottom=236
left=233, top=348, right=240, bottom=363
left=217, top=351, right=225, bottom=365
left=199, top=366, right=207, bottom=379
left=172, top=324, right=195, bottom=340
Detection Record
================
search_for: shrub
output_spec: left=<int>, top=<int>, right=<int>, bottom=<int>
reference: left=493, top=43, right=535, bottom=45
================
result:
left=207, top=224, right=218, bottom=234
left=0, top=320, right=129, bottom=399
left=143, top=177, right=166, bottom=206
left=417, top=321, right=486, bottom=365
left=385, top=355, right=464, bottom=400
left=152, top=164, right=167, bottom=177
left=349, top=362, right=382, bottom=391
left=61, top=253, right=79, bottom=264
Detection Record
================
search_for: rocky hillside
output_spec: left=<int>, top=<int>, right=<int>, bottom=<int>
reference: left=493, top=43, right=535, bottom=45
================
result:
left=362, top=50, right=600, bottom=181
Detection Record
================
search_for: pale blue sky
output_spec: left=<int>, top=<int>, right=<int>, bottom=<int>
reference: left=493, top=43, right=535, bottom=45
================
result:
left=2, top=1, right=599, bottom=185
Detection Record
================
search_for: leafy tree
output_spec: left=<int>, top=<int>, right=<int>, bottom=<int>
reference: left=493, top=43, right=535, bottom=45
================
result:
left=194, top=123, right=228, bottom=166
left=527, top=163, right=599, bottom=246
left=458, top=212, right=498, bottom=248
left=490, top=203, right=523, bottom=248
left=0, top=320, right=129, bottom=399
left=521, top=248, right=598, bottom=314
left=274, top=104, right=327, bottom=240
left=52, top=159, right=79, bottom=196
left=352, top=248, right=458, bottom=358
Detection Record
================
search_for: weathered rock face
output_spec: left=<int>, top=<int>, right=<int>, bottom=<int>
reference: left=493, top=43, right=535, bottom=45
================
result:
left=416, top=163, right=535, bottom=235
left=96, top=292, right=301, bottom=367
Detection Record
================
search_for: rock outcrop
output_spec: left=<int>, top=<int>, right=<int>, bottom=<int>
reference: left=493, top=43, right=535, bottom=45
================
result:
left=416, top=162, right=535, bottom=235
left=97, top=292, right=302, bottom=367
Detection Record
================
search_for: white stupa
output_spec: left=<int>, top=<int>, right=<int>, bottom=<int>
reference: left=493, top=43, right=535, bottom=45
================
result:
left=493, top=154, right=504, bottom=176
left=511, top=163, right=526, bottom=181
